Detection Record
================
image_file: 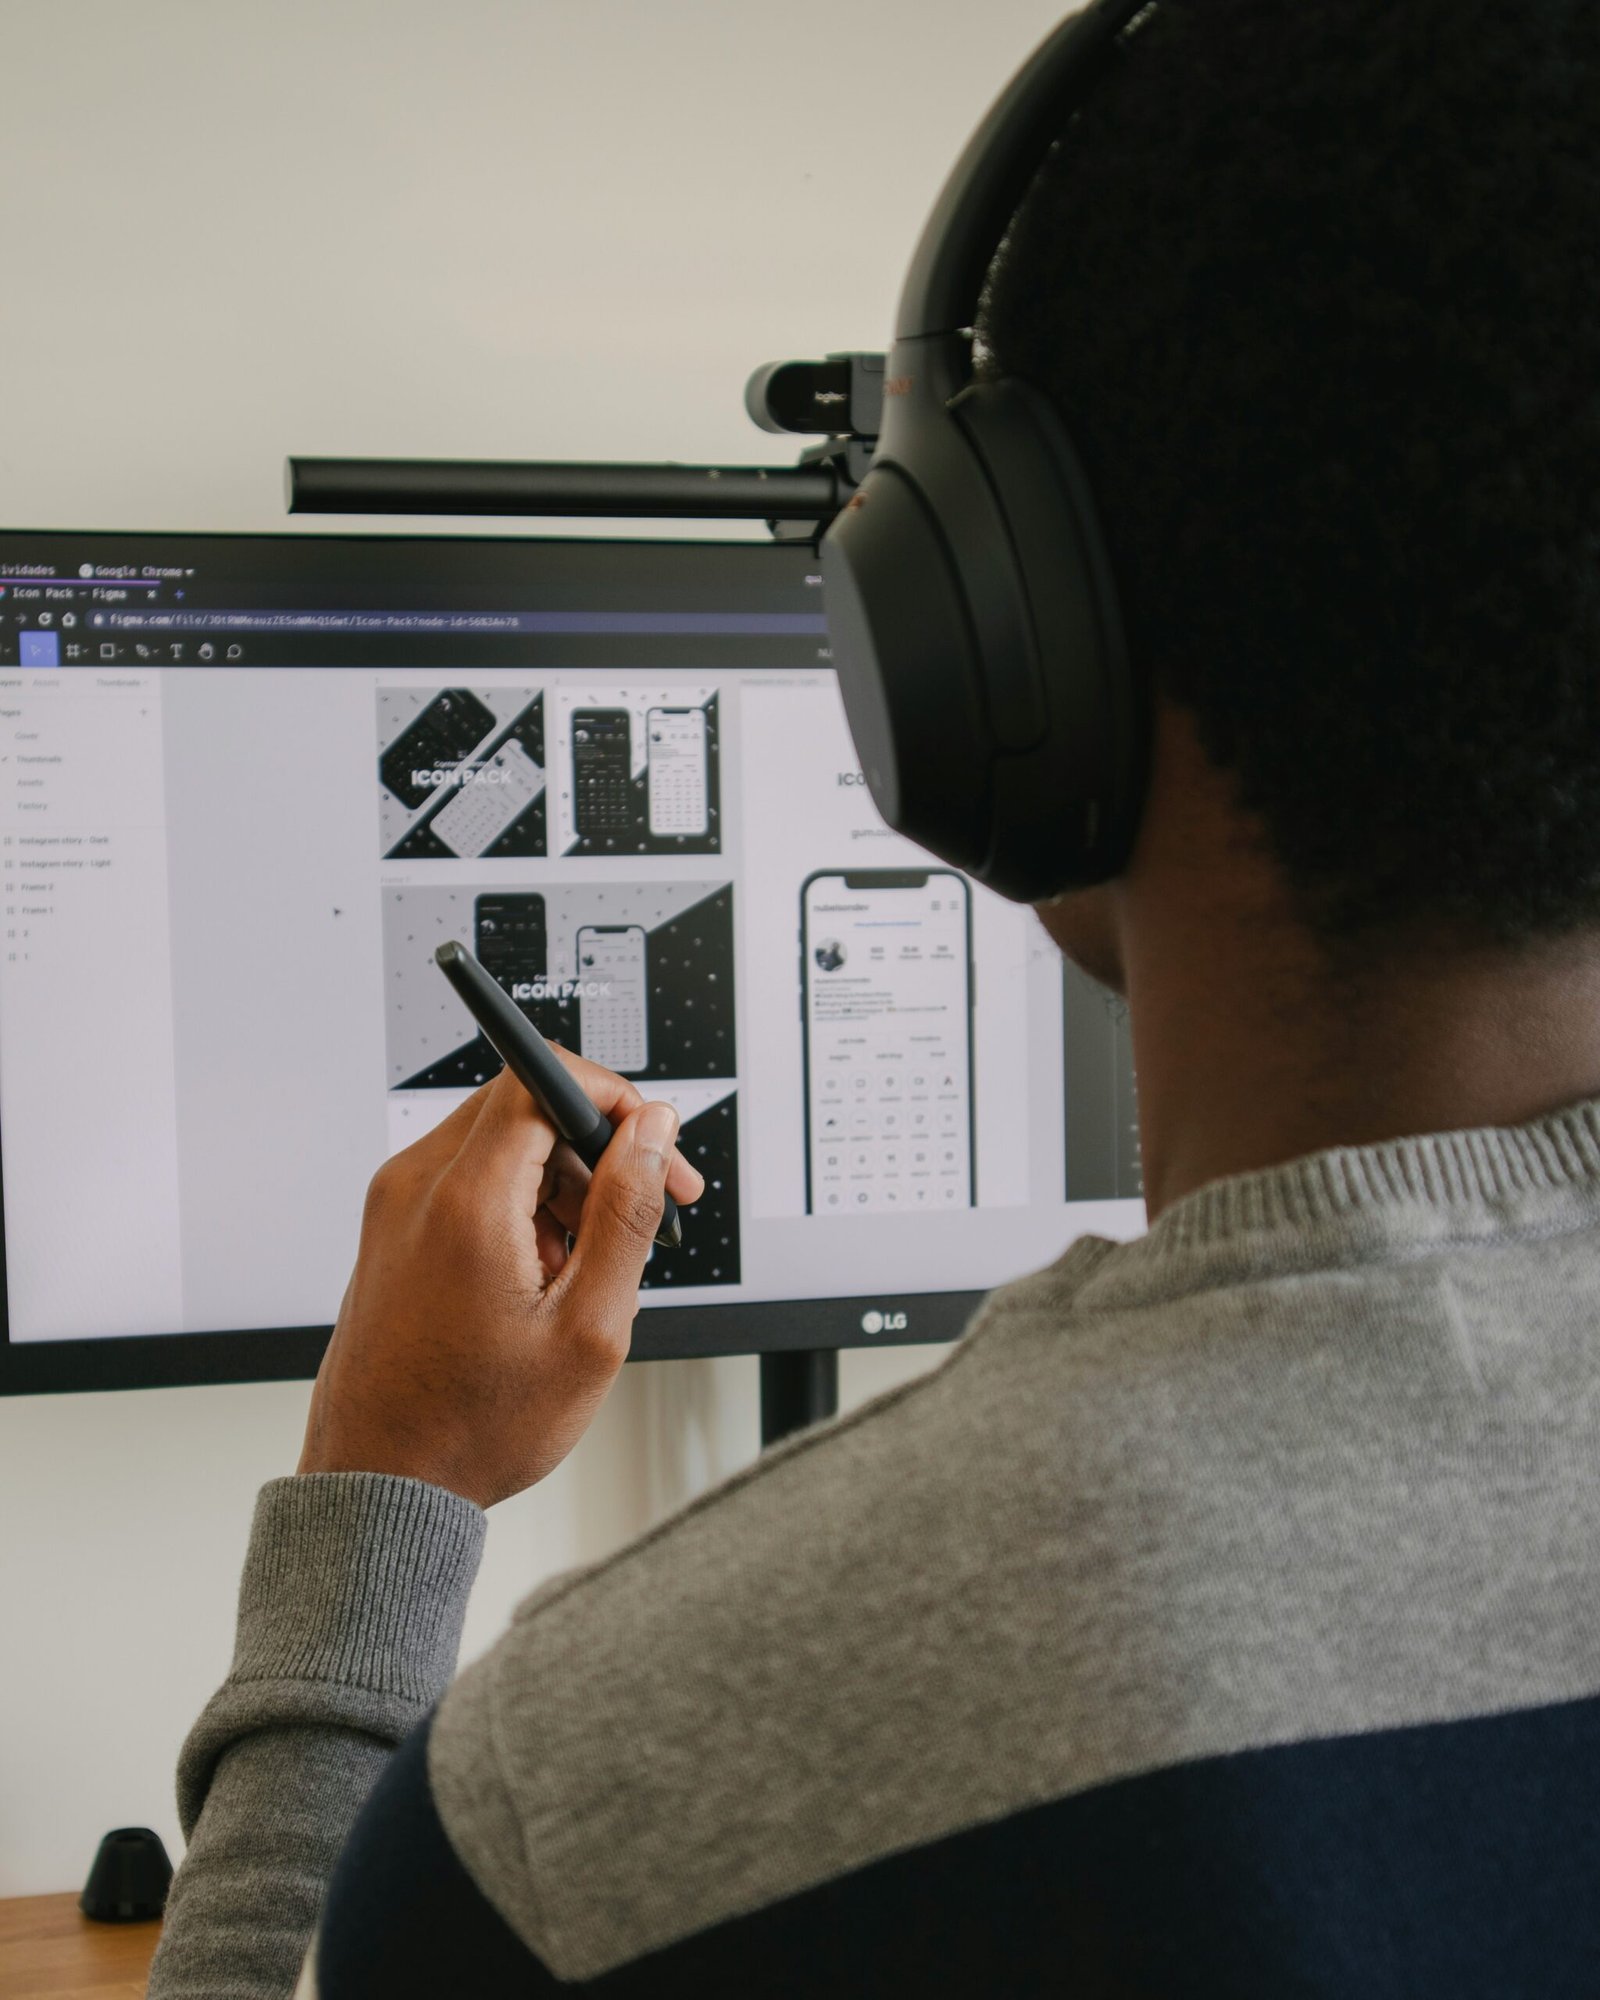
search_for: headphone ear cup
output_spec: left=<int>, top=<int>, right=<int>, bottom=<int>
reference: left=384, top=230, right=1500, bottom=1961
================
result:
left=952, top=378, right=1146, bottom=892
left=821, top=461, right=998, bottom=870
left=823, top=363, right=1146, bottom=898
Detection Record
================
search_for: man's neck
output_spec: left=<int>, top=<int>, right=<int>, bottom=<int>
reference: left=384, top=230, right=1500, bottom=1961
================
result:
left=1039, top=707, right=1600, bottom=1220
left=1126, top=922, right=1600, bottom=1221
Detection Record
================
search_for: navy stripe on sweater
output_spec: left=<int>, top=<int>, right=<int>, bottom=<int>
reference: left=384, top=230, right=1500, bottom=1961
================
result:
left=316, top=1692, right=1600, bottom=1996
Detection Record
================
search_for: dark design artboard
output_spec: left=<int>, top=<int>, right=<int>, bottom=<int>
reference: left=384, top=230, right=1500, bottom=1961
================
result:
left=562, top=694, right=721, bottom=857
left=387, top=883, right=735, bottom=1088
left=641, top=1093, right=739, bottom=1289
left=379, top=690, right=547, bottom=861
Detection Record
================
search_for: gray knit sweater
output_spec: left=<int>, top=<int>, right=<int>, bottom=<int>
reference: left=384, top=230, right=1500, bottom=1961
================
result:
left=148, top=1101, right=1600, bottom=1996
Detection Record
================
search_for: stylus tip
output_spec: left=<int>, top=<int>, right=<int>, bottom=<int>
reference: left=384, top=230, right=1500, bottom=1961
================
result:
left=435, top=940, right=463, bottom=966
left=660, top=1212, right=683, bottom=1251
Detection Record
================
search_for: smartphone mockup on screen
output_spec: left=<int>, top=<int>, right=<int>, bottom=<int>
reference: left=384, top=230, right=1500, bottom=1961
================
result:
left=380, top=689, right=498, bottom=811
left=801, top=869, right=975, bottom=1215
left=431, top=737, right=544, bottom=857
left=576, top=923, right=648, bottom=1073
left=646, top=706, right=709, bottom=837
left=474, top=893, right=547, bottom=1003
left=571, top=708, right=634, bottom=836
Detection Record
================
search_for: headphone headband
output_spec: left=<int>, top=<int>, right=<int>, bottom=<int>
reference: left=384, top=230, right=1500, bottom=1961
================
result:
left=895, top=0, right=1153, bottom=343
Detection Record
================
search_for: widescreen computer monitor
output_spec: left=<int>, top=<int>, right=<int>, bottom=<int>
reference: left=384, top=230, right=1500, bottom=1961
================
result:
left=0, top=531, right=1142, bottom=1396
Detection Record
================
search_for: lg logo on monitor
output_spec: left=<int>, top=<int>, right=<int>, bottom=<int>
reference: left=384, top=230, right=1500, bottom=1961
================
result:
left=860, top=1308, right=909, bottom=1336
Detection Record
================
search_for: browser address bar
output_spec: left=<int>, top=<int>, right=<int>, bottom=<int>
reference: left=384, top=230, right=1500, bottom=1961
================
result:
left=89, top=608, right=827, bottom=635
left=92, top=609, right=520, bottom=634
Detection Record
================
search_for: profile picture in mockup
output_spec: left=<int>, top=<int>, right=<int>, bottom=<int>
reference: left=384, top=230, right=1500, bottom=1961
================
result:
left=814, top=940, right=847, bottom=973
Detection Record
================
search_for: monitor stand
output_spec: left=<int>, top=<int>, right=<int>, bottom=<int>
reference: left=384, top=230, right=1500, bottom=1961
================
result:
left=759, top=1349, right=838, bottom=1448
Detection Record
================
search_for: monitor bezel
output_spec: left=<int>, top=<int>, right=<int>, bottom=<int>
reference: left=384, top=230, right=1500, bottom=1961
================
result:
left=0, top=526, right=986, bottom=1396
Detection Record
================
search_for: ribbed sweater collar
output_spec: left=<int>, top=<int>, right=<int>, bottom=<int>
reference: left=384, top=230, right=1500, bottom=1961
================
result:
left=1062, top=1095, right=1600, bottom=1312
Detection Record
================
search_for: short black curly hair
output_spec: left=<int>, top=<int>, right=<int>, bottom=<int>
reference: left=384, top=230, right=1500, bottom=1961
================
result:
left=980, top=0, right=1600, bottom=946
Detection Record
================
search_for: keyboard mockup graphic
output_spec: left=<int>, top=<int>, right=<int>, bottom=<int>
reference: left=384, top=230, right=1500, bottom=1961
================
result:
left=431, top=739, right=545, bottom=857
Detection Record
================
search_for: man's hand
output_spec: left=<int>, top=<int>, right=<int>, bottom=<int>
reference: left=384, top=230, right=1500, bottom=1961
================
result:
left=297, top=1054, right=706, bottom=1509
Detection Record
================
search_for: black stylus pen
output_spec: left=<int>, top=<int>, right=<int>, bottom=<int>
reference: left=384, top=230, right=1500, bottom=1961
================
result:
left=434, top=939, right=683, bottom=1251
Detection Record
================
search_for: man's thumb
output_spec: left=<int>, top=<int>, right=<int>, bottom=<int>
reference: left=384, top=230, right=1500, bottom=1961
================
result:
left=558, top=1101, right=678, bottom=1332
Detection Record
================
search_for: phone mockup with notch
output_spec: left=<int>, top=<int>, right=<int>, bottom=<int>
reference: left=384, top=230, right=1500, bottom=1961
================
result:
left=801, top=869, right=975, bottom=1216
left=646, top=706, right=709, bottom=838
left=380, top=689, right=498, bottom=812
left=576, top=923, right=648, bottom=1073
left=431, top=737, right=545, bottom=857
left=474, top=893, right=548, bottom=1007
left=571, top=708, right=634, bottom=836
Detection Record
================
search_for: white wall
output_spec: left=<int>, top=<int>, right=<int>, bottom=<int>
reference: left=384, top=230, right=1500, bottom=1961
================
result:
left=0, top=0, right=1066, bottom=1896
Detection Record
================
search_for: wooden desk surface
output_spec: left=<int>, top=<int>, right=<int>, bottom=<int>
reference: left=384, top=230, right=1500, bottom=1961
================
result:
left=0, top=1892, right=161, bottom=1998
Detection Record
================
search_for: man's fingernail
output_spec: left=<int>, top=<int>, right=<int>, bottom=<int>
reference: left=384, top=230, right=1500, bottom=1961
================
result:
left=636, top=1102, right=678, bottom=1167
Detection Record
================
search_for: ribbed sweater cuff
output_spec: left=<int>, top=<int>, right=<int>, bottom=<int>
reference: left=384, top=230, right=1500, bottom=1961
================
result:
left=231, top=1473, right=487, bottom=1702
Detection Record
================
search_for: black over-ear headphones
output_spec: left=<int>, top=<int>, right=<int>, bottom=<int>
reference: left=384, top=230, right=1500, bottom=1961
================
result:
left=820, top=0, right=1153, bottom=904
